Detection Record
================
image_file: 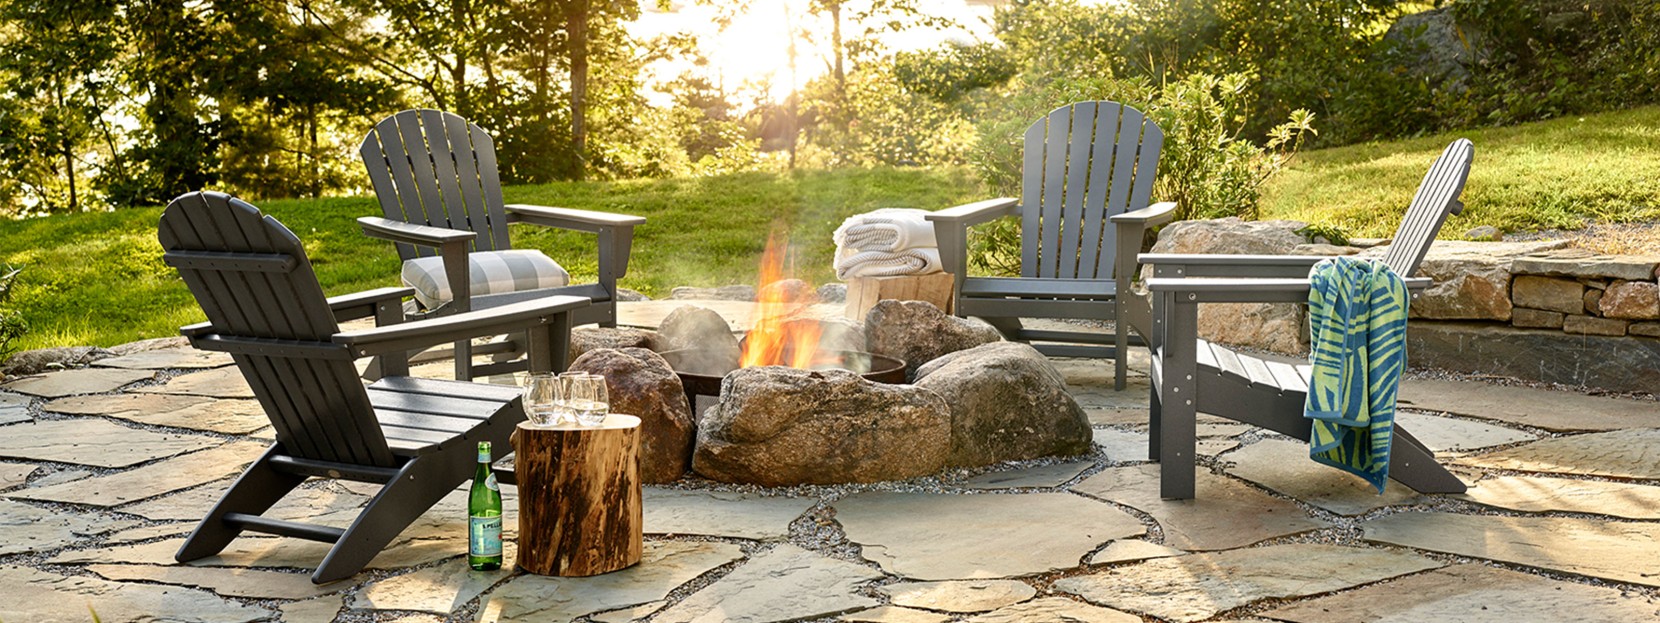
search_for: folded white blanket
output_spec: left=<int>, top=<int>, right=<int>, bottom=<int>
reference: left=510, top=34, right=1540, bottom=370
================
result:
left=833, top=208, right=937, bottom=252
left=835, top=247, right=944, bottom=280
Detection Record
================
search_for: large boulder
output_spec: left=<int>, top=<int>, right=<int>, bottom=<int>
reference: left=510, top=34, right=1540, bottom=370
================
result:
left=913, top=342, right=1092, bottom=468
left=1149, top=218, right=1321, bottom=356
left=569, top=327, right=660, bottom=364
left=692, top=367, right=950, bottom=485
left=1382, top=7, right=1490, bottom=89
left=669, top=285, right=757, bottom=301
left=1, top=347, right=113, bottom=376
left=657, top=305, right=741, bottom=375
left=569, top=348, right=695, bottom=483
left=864, top=300, right=1001, bottom=380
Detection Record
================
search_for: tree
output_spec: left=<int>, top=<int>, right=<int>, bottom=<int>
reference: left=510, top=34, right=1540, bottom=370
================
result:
left=0, top=0, right=123, bottom=214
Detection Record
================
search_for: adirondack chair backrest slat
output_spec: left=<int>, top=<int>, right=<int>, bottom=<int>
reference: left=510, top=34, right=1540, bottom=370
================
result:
left=160, top=192, right=396, bottom=467
left=360, top=109, right=512, bottom=261
left=1383, top=139, right=1475, bottom=276
left=1021, top=101, right=1163, bottom=280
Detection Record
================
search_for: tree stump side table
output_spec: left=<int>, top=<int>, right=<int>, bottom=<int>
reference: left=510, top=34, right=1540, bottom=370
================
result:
left=511, top=415, right=643, bottom=576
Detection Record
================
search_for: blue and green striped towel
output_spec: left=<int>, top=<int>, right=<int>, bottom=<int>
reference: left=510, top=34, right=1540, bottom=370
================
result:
left=1305, top=257, right=1408, bottom=494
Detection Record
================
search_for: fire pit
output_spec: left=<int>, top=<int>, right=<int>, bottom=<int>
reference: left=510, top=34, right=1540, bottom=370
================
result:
left=659, top=347, right=906, bottom=403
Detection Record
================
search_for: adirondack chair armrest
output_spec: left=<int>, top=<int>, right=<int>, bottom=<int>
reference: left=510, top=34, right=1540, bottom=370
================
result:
left=333, top=295, right=591, bottom=359
left=327, top=287, right=415, bottom=324
left=1138, top=253, right=1339, bottom=279
left=504, top=204, right=644, bottom=285
left=357, top=217, right=477, bottom=248
left=924, top=197, right=1019, bottom=226
left=504, top=204, right=647, bottom=233
left=1145, top=276, right=1432, bottom=303
left=1109, top=201, right=1179, bottom=227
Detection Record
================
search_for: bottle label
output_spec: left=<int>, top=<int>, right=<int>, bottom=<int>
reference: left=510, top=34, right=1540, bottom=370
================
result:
left=470, top=515, right=502, bottom=557
left=485, top=473, right=499, bottom=492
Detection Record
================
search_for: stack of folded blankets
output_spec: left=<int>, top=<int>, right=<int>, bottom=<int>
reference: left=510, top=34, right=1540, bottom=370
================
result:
left=832, top=208, right=943, bottom=279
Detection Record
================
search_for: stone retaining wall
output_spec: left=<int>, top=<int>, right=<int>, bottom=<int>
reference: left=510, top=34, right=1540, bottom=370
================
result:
left=1157, top=218, right=1660, bottom=393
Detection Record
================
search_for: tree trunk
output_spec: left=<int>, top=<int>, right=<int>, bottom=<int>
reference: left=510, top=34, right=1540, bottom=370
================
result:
left=784, top=4, right=798, bottom=170
left=450, top=0, right=470, bottom=118
left=56, top=82, right=77, bottom=212
left=830, top=2, right=845, bottom=101
left=512, top=417, right=642, bottom=577
left=566, top=0, right=590, bottom=180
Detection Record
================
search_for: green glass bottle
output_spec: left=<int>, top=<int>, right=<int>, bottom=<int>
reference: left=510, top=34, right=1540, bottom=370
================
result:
left=468, top=441, right=503, bottom=571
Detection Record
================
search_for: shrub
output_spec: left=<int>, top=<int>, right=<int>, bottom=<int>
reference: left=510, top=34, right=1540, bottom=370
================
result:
left=0, top=266, right=28, bottom=359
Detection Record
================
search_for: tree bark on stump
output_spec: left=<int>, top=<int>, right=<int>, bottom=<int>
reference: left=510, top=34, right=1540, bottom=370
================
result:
left=512, top=416, right=643, bottom=576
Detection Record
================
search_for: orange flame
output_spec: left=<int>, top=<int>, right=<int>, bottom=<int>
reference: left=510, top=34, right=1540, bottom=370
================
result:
left=740, top=230, right=822, bottom=369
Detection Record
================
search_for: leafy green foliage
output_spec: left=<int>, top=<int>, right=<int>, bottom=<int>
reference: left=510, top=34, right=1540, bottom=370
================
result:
left=0, top=265, right=28, bottom=359
left=0, top=167, right=984, bottom=349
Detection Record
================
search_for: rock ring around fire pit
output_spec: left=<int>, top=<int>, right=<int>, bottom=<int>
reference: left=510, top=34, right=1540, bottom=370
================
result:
left=657, top=348, right=906, bottom=404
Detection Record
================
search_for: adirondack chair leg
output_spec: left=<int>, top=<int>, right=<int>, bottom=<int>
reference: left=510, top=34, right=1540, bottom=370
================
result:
left=1158, top=293, right=1198, bottom=499
left=980, top=316, right=1023, bottom=341
left=1387, top=426, right=1467, bottom=494
left=176, top=445, right=308, bottom=563
left=1147, top=381, right=1162, bottom=462
left=454, top=339, right=473, bottom=382
left=311, top=406, right=523, bottom=584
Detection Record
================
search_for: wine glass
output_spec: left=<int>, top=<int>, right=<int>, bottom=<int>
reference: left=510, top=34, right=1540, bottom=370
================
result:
left=521, top=372, right=565, bottom=427
left=570, top=373, right=610, bottom=427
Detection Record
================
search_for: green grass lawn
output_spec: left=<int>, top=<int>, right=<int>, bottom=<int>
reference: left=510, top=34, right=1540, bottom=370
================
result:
left=0, top=167, right=987, bottom=350
left=1261, top=105, right=1660, bottom=236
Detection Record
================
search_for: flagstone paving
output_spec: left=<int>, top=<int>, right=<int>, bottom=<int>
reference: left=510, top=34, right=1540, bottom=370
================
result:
left=92, top=348, right=233, bottom=370
left=3, top=336, right=1660, bottom=623
left=962, top=597, right=1140, bottom=623
left=1052, top=543, right=1444, bottom=622
left=879, top=579, right=1036, bottom=613
left=0, top=391, right=29, bottom=424
left=960, top=460, right=1091, bottom=489
left=1399, top=378, right=1659, bottom=431
left=1086, top=539, right=1186, bottom=565
left=1363, top=511, right=1660, bottom=587
left=833, top=492, right=1144, bottom=580
left=0, top=462, right=33, bottom=489
left=1, top=367, right=153, bottom=398
left=131, top=366, right=255, bottom=398
left=0, top=565, right=273, bottom=622
left=642, top=488, right=816, bottom=540
left=1394, top=410, right=1538, bottom=452
left=10, top=441, right=265, bottom=506
left=44, top=393, right=268, bottom=435
left=1457, top=428, right=1660, bottom=478
left=1264, top=564, right=1660, bottom=623
left=0, top=418, right=219, bottom=467
left=1074, top=464, right=1329, bottom=550
left=654, top=544, right=884, bottom=622
left=1459, top=474, right=1660, bottom=519
left=1223, top=438, right=1427, bottom=515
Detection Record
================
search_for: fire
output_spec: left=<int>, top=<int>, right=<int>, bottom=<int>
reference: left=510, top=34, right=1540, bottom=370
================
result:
left=739, top=230, right=823, bottom=369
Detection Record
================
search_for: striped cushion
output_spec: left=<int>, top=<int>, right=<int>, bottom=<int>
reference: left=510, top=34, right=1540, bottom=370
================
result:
left=401, top=249, right=571, bottom=309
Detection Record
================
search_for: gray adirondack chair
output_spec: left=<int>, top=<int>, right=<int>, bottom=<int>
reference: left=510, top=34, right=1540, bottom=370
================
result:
left=161, top=191, right=588, bottom=583
left=929, top=101, right=1178, bottom=392
left=1136, top=139, right=1475, bottom=499
left=359, top=109, right=645, bottom=380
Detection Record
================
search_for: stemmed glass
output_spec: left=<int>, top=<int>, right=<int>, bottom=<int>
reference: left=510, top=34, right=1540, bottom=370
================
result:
left=521, top=372, right=567, bottom=427
left=563, top=372, right=610, bottom=426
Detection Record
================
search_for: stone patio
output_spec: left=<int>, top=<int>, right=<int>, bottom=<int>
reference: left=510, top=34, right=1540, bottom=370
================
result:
left=1, top=300, right=1659, bottom=622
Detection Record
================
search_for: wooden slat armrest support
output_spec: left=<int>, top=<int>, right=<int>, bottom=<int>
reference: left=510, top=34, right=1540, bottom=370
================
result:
left=180, top=321, right=212, bottom=338
left=357, top=217, right=477, bottom=247
left=325, top=287, right=410, bottom=327
left=505, top=204, right=646, bottom=233
left=334, top=295, right=591, bottom=357
left=1139, top=254, right=1336, bottom=279
left=1109, top=201, right=1178, bottom=227
left=962, top=276, right=1115, bottom=299
left=1146, top=276, right=1431, bottom=303
left=924, top=197, right=1019, bottom=225
left=188, top=334, right=357, bottom=360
